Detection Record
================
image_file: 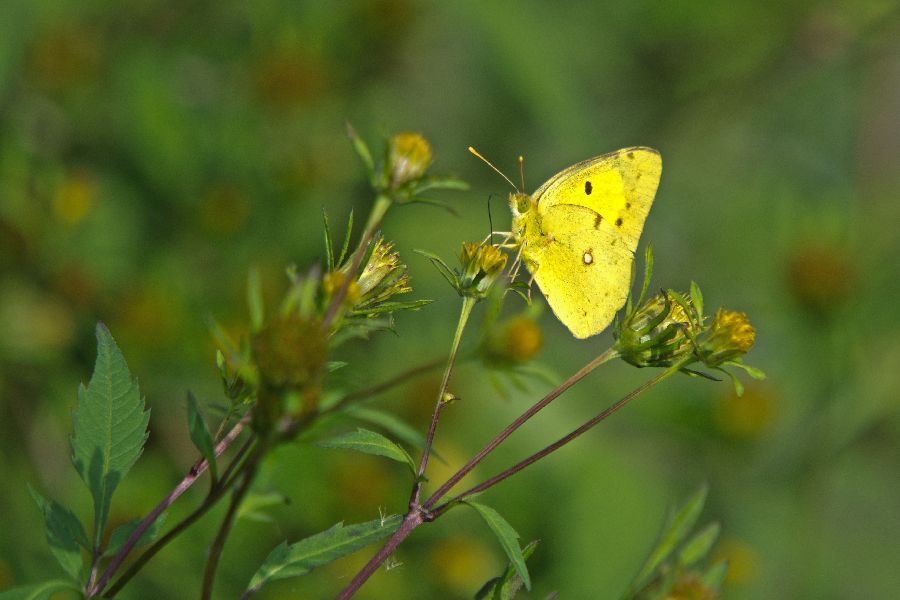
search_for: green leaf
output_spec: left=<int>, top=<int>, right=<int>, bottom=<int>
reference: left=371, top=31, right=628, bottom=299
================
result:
left=0, top=580, right=81, bottom=600
left=345, top=122, right=375, bottom=181
left=28, top=487, right=87, bottom=582
left=327, top=361, right=349, bottom=373
left=700, top=559, right=729, bottom=589
left=71, top=323, right=149, bottom=547
left=627, top=484, right=708, bottom=596
left=246, top=515, right=402, bottom=594
left=342, top=406, right=434, bottom=458
left=337, top=209, right=355, bottom=268
left=318, top=428, right=415, bottom=474
left=186, top=392, right=217, bottom=482
left=237, top=491, right=290, bottom=524
left=414, top=249, right=458, bottom=290
left=465, top=502, right=531, bottom=591
left=247, top=268, right=264, bottom=333
left=637, top=244, right=654, bottom=308
left=475, top=540, right=539, bottom=600
left=677, top=522, right=720, bottom=567
left=689, top=281, right=704, bottom=320
left=322, top=208, right=335, bottom=271
left=404, top=196, right=459, bottom=216
left=350, top=298, right=433, bottom=317
left=103, top=513, right=167, bottom=557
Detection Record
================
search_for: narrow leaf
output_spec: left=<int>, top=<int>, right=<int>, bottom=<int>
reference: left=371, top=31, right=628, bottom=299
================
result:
left=406, top=196, right=459, bottom=216
left=637, top=245, right=654, bottom=308
left=246, top=515, right=402, bottom=593
left=466, top=502, right=531, bottom=591
left=71, top=323, right=149, bottom=547
left=318, top=428, right=415, bottom=474
left=677, top=522, right=720, bottom=567
left=237, top=491, right=290, bottom=524
left=700, top=559, right=729, bottom=590
left=322, top=208, right=335, bottom=271
left=337, top=209, right=354, bottom=267
left=629, top=484, right=708, bottom=594
left=345, top=122, right=375, bottom=179
left=186, top=392, right=217, bottom=482
left=103, top=513, right=167, bottom=557
left=475, top=540, right=539, bottom=600
left=28, top=487, right=87, bottom=581
left=247, top=268, right=265, bottom=333
left=327, top=361, right=349, bottom=373
left=0, top=580, right=81, bottom=600
left=689, top=281, right=704, bottom=320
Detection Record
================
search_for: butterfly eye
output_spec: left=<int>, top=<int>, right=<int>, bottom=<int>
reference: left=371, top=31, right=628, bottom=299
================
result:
left=513, top=193, right=531, bottom=214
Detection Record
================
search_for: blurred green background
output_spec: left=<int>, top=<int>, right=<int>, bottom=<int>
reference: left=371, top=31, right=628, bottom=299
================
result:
left=2, top=0, right=899, bottom=598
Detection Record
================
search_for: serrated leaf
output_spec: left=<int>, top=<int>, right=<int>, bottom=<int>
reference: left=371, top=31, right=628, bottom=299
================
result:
left=103, top=513, right=167, bottom=557
left=318, top=428, right=415, bottom=474
left=28, top=487, right=87, bottom=582
left=677, top=522, right=720, bottom=567
left=475, top=540, right=539, bottom=600
left=628, top=484, right=708, bottom=596
left=71, top=323, right=149, bottom=547
left=247, top=268, right=265, bottom=333
left=466, top=502, right=531, bottom=591
left=186, top=392, right=217, bottom=482
left=0, top=580, right=81, bottom=600
left=342, top=406, right=435, bottom=458
left=246, top=515, right=402, bottom=593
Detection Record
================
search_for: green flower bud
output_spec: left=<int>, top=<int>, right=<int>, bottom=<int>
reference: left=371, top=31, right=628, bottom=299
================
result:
left=388, top=132, right=432, bottom=189
left=251, top=314, right=327, bottom=432
left=696, top=308, right=756, bottom=368
left=615, top=290, right=701, bottom=368
left=458, top=242, right=507, bottom=299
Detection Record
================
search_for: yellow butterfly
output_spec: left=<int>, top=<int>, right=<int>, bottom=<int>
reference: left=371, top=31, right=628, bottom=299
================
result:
left=472, top=147, right=662, bottom=339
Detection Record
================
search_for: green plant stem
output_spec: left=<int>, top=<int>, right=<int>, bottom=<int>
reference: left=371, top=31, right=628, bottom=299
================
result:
left=337, top=347, right=633, bottom=599
left=327, top=354, right=448, bottom=413
left=201, top=451, right=262, bottom=600
left=411, top=296, right=476, bottom=503
left=430, top=360, right=686, bottom=517
left=321, top=193, right=392, bottom=331
left=422, top=346, right=619, bottom=510
left=88, top=417, right=250, bottom=598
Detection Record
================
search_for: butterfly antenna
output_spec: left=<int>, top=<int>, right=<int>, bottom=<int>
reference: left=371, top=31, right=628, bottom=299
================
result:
left=468, top=146, right=519, bottom=193
left=518, top=155, right=525, bottom=192
left=487, top=193, right=495, bottom=239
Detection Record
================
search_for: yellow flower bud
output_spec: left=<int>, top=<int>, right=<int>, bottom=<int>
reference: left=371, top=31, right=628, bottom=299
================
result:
left=697, top=308, right=756, bottom=368
left=388, top=132, right=432, bottom=188
left=458, top=242, right=507, bottom=298
left=484, top=316, right=543, bottom=365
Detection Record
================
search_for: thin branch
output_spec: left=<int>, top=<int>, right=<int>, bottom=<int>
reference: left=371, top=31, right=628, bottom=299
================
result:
left=422, top=347, right=618, bottom=510
left=201, top=454, right=261, bottom=600
left=326, top=355, right=447, bottom=413
left=91, top=416, right=250, bottom=598
left=411, top=297, right=476, bottom=503
left=431, top=362, right=683, bottom=516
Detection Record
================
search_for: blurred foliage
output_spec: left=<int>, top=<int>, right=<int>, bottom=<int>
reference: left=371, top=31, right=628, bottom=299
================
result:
left=1, top=0, right=899, bottom=598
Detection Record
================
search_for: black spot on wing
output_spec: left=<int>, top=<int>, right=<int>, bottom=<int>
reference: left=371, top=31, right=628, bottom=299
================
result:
left=593, top=213, right=602, bottom=228
left=615, top=217, right=623, bottom=227
left=625, top=202, right=631, bottom=209
left=627, top=151, right=635, bottom=159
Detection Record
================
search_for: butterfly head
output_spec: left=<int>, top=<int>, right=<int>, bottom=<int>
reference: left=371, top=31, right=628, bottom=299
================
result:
left=509, top=192, right=534, bottom=217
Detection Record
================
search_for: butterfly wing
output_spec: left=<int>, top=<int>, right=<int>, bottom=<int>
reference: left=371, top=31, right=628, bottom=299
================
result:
left=523, top=147, right=662, bottom=338
left=533, top=147, right=661, bottom=253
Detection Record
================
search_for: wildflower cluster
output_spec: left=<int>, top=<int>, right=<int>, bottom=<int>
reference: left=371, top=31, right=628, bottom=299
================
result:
left=614, top=247, right=764, bottom=394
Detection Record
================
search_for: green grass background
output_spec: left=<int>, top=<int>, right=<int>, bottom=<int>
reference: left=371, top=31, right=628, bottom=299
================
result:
left=1, top=1, right=898, bottom=598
